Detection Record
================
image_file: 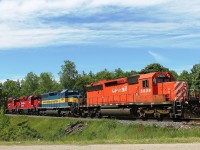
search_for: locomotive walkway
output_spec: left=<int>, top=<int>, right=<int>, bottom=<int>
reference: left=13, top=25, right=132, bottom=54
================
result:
left=0, top=143, right=200, bottom=150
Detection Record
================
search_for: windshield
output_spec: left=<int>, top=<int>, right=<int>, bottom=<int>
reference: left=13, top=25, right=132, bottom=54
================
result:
left=158, top=77, right=171, bottom=83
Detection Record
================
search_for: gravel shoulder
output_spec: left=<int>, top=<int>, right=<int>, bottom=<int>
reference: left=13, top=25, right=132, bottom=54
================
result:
left=118, top=119, right=200, bottom=129
left=0, top=144, right=200, bottom=150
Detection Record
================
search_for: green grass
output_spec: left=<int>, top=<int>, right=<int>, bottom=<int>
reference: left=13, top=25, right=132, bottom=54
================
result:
left=1, top=115, right=200, bottom=144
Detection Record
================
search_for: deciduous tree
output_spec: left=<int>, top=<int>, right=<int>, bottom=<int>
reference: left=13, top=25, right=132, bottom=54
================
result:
left=191, top=64, right=200, bottom=89
left=140, top=63, right=169, bottom=74
left=178, top=70, right=191, bottom=87
left=95, top=69, right=114, bottom=81
left=170, top=70, right=179, bottom=80
left=21, top=72, right=39, bottom=95
left=37, top=72, right=60, bottom=94
left=59, top=60, right=78, bottom=89
left=74, top=72, right=95, bottom=96
left=2, top=80, right=20, bottom=98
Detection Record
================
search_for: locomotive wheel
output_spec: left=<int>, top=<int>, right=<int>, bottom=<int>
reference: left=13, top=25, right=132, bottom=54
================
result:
left=67, top=112, right=72, bottom=117
left=89, top=113, right=96, bottom=118
left=81, top=111, right=88, bottom=118
left=157, top=116, right=163, bottom=121
left=96, top=112, right=102, bottom=118
left=142, top=117, right=148, bottom=121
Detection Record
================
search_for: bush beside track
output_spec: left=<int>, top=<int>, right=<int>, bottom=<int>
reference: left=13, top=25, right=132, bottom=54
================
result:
left=1, top=112, right=200, bottom=144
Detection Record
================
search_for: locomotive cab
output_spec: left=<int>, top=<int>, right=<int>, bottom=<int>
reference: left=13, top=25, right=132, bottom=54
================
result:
left=136, top=72, right=175, bottom=103
left=151, top=72, right=187, bottom=102
left=6, top=98, right=15, bottom=113
left=28, top=95, right=41, bottom=108
left=60, top=89, right=80, bottom=106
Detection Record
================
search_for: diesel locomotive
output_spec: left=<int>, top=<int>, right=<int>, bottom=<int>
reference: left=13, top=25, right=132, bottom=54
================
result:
left=5, top=71, right=200, bottom=120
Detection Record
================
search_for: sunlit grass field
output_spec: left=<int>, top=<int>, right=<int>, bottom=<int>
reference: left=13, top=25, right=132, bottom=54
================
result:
left=1, top=115, right=200, bottom=144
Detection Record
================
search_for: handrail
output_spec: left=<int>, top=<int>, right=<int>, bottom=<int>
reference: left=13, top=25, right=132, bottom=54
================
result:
left=88, top=94, right=167, bottom=105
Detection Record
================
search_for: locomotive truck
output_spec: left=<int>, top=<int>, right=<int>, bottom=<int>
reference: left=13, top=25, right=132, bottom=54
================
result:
left=5, top=71, right=200, bottom=120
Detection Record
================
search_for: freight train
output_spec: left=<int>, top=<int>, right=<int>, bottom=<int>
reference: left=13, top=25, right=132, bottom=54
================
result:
left=5, top=72, right=200, bottom=120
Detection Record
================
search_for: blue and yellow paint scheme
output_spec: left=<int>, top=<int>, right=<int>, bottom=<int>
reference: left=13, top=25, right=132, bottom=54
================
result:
left=41, top=89, right=81, bottom=108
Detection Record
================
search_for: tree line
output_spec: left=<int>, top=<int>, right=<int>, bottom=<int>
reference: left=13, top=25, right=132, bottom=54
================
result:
left=0, top=60, right=200, bottom=104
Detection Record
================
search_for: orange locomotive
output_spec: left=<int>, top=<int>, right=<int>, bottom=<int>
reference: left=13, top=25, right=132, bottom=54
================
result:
left=86, top=72, right=188, bottom=119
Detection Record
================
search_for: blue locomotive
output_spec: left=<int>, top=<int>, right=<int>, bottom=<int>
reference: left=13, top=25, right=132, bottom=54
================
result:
left=39, top=89, right=82, bottom=116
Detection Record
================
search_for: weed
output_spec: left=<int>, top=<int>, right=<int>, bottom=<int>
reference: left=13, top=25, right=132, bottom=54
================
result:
left=1, top=116, right=200, bottom=144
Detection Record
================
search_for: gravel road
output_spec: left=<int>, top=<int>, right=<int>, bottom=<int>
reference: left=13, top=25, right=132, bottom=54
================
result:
left=0, top=144, right=200, bottom=150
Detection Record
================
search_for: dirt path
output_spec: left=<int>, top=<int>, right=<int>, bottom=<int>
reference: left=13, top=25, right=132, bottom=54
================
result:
left=0, top=143, right=200, bottom=150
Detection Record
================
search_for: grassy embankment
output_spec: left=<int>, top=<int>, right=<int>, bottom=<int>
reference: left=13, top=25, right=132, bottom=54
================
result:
left=1, top=113, right=200, bottom=144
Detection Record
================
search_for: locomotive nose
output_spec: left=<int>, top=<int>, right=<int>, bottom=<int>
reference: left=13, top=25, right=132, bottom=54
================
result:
left=174, top=81, right=187, bottom=101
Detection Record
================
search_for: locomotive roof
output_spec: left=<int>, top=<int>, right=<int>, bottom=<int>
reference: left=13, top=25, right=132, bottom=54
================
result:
left=139, top=72, right=157, bottom=79
left=87, top=72, right=173, bottom=87
left=60, top=89, right=68, bottom=93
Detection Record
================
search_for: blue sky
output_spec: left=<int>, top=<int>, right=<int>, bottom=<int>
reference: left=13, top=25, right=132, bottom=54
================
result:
left=0, top=0, right=200, bottom=82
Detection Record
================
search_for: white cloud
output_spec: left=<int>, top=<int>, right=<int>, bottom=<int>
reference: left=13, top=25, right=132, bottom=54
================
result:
left=0, top=0, right=172, bottom=23
left=89, top=0, right=170, bottom=8
left=0, top=24, right=93, bottom=48
left=0, top=0, right=89, bottom=24
left=0, top=0, right=200, bottom=49
left=164, top=0, right=200, bottom=16
left=148, top=51, right=166, bottom=62
left=0, top=20, right=182, bottom=49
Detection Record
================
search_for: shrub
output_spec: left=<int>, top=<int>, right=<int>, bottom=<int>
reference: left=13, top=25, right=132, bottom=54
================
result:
left=0, top=108, right=10, bottom=130
left=0, top=110, right=41, bottom=141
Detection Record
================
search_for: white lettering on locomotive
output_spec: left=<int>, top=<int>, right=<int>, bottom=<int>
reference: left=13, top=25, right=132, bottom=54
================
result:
left=21, top=102, right=25, bottom=107
left=112, top=86, right=127, bottom=93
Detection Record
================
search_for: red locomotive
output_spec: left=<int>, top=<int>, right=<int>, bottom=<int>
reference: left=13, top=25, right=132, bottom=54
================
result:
left=86, top=72, right=190, bottom=119
left=7, top=98, right=17, bottom=113
left=6, top=96, right=41, bottom=114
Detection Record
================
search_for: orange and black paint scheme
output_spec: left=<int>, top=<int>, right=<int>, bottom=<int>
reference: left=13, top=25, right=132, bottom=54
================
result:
left=86, top=72, right=189, bottom=119
left=86, top=72, right=187, bottom=105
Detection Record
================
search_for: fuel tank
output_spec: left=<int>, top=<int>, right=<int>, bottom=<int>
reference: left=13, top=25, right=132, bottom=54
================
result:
left=100, top=108, right=132, bottom=116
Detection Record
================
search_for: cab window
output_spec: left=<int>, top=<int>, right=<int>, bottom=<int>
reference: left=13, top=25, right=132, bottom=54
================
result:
left=153, top=77, right=157, bottom=85
left=142, top=80, right=149, bottom=88
left=158, top=78, right=163, bottom=83
left=158, top=77, right=170, bottom=83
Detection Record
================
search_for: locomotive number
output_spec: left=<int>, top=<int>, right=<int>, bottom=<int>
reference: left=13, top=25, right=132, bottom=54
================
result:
left=140, top=89, right=151, bottom=93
